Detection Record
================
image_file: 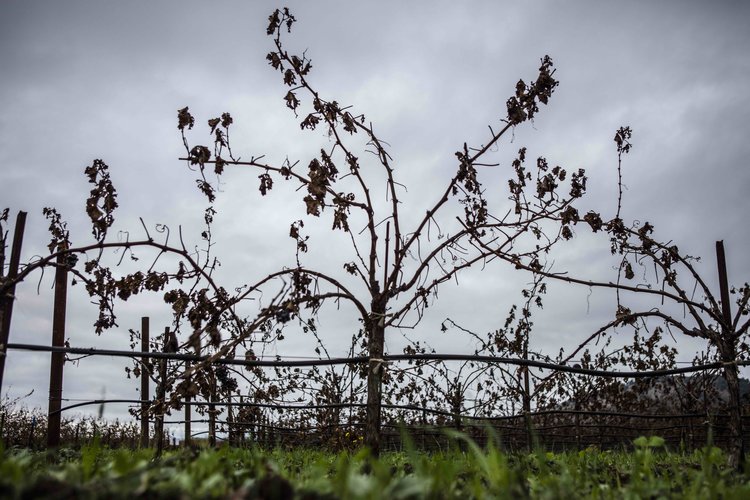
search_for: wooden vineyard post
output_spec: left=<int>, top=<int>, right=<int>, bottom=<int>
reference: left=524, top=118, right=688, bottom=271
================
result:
left=226, top=400, right=235, bottom=446
left=262, top=413, right=269, bottom=447
left=268, top=413, right=276, bottom=447
left=715, top=240, right=745, bottom=469
left=241, top=395, right=247, bottom=446
left=688, top=416, right=695, bottom=450
left=451, top=381, right=467, bottom=452
left=574, top=401, right=582, bottom=450
left=139, top=317, right=150, bottom=448
left=46, top=252, right=68, bottom=448
left=0, top=211, right=27, bottom=394
left=208, top=372, right=217, bottom=447
left=184, top=360, right=191, bottom=447
left=28, top=416, right=37, bottom=448
left=260, top=411, right=266, bottom=446
left=155, top=327, right=168, bottom=457
left=452, top=381, right=462, bottom=431
left=522, top=341, right=533, bottom=452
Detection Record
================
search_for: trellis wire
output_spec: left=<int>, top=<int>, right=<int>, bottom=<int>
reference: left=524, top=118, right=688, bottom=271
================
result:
left=4, top=342, right=747, bottom=450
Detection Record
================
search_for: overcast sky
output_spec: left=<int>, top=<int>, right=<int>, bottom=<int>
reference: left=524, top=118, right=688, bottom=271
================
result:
left=2, top=1, right=749, bottom=433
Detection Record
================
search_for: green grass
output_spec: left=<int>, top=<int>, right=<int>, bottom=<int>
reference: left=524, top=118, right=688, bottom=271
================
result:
left=1, top=435, right=749, bottom=499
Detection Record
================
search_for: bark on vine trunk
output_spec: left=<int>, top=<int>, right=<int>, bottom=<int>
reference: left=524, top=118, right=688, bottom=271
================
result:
left=365, top=306, right=386, bottom=456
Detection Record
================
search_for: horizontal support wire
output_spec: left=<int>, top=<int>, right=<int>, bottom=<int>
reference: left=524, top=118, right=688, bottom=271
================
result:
left=13, top=342, right=746, bottom=439
left=51, top=397, right=750, bottom=422
left=165, top=419, right=740, bottom=432
left=6, top=342, right=745, bottom=377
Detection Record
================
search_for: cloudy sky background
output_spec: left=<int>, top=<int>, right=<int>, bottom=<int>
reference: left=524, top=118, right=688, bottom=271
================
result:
left=2, top=0, right=750, bottom=436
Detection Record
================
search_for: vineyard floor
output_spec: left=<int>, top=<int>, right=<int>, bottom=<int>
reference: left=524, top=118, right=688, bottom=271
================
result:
left=1, top=436, right=749, bottom=499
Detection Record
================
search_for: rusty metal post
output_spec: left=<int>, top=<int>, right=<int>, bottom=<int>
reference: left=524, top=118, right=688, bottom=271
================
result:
left=139, top=317, right=150, bottom=448
left=0, top=211, right=27, bottom=394
left=46, top=253, right=68, bottom=448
